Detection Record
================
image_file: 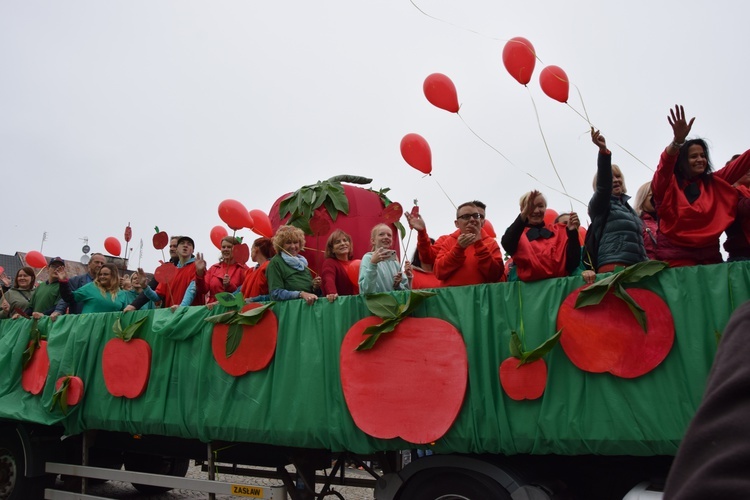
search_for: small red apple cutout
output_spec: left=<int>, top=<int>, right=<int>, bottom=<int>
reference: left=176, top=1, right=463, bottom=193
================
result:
left=498, top=330, right=560, bottom=401
left=500, top=358, right=547, bottom=401
left=211, top=303, right=278, bottom=377
left=154, top=261, right=177, bottom=284
left=340, top=314, right=467, bottom=444
left=51, top=375, right=84, bottom=414
left=232, top=243, right=250, bottom=266
left=558, top=287, right=674, bottom=378
left=381, top=202, right=404, bottom=224
left=152, top=226, right=169, bottom=250
left=102, top=317, right=151, bottom=398
left=22, top=339, right=49, bottom=395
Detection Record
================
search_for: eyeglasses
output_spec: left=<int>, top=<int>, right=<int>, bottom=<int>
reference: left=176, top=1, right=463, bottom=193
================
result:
left=457, top=213, right=485, bottom=221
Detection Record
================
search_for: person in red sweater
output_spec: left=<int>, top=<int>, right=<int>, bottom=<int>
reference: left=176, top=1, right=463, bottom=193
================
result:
left=501, top=191, right=581, bottom=282
left=652, top=105, right=750, bottom=266
left=241, top=237, right=276, bottom=300
left=195, top=236, right=249, bottom=303
left=146, top=236, right=204, bottom=309
left=431, top=201, right=505, bottom=286
left=321, top=229, right=358, bottom=301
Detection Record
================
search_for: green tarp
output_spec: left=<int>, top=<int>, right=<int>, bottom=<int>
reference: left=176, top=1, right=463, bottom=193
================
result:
left=1, top=262, right=749, bottom=456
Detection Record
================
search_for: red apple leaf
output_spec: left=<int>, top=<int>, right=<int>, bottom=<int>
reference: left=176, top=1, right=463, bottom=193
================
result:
left=205, top=310, right=238, bottom=324
left=215, top=292, right=243, bottom=310
left=22, top=319, right=43, bottom=368
left=521, top=329, right=562, bottom=365
left=613, top=284, right=647, bottom=332
left=50, top=376, right=71, bottom=414
left=226, top=323, right=244, bottom=358
left=357, top=290, right=437, bottom=350
left=381, top=202, right=404, bottom=224
left=113, top=316, right=148, bottom=342
left=509, top=331, right=523, bottom=359
left=576, top=260, right=668, bottom=309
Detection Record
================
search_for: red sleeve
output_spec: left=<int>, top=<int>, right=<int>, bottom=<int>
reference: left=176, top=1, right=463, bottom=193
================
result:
left=473, top=237, right=505, bottom=282
left=652, top=148, right=677, bottom=203
left=320, top=259, right=338, bottom=295
left=416, top=230, right=437, bottom=265
left=715, top=149, right=750, bottom=185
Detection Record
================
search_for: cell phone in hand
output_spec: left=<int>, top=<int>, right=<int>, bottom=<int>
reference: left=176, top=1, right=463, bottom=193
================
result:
left=383, top=250, right=397, bottom=260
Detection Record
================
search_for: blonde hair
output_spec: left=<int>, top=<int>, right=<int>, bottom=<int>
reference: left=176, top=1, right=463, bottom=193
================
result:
left=518, top=191, right=546, bottom=211
left=633, top=182, right=653, bottom=216
left=273, top=225, right=306, bottom=251
left=592, top=164, right=627, bottom=194
left=369, top=223, right=392, bottom=251
left=96, top=264, right=121, bottom=299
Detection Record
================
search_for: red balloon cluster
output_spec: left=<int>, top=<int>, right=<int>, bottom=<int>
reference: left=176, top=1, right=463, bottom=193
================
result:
left=104, top=237, right=121, bottom=256
left=25, top=250, right=47, bottom=268
left=423, top=73, right=459, bottom=113
left=219, top=199, right=254, bottom=231
left=539, top=65, right=569, bottom=103
left=502, top=37, right=536, bottom=86
left=400, top=134, right=432, bottom=175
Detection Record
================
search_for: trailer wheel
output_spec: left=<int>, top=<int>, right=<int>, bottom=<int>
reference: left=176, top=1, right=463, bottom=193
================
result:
left=398, top=470, right=511, bottom=500
left=0, top=429, right=44, bottom=500
left=123, top=452, right=190, bottom=495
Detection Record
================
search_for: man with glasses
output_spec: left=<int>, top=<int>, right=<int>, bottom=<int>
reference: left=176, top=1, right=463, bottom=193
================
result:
left=431, top=201, right=504, bottom=286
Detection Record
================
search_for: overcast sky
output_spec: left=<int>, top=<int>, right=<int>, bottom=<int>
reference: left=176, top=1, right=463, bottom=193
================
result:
left=2, top=1, right=748, bottom=270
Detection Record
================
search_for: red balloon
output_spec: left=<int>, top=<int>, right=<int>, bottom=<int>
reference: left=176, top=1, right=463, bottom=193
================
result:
left=210, top=225, right=228, bottom=250
left=502, top=37, right=536, bottom=85
left=400, top=134, right=432, bottom=175
left=25, top=250, right=47, bottom=268
left=104, top=237, right=121, bottom=256
left=218, top=199, right=254, bottom=231
left=539, top=65, right=569, bottom=103
left=249, top=209, right=274, bottom=238
left=544, top=209, right=559, bottom=227
left=423, top=73, right=459, bottom=113
left=483, top=219, right=497, bottom=238
left=346, top=259, right=361, bottom=287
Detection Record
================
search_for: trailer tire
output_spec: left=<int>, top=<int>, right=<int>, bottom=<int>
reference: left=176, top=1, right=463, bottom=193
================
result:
left=123, top=452, right=190, bottom=495
left=0, top=429, right=45, bottom=500
left=398, top=469, right=512, bottom=500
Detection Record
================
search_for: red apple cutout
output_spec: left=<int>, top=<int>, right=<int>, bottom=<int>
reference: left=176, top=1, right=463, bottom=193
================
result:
left=22, top=339, right=49, bottom=395
left=102, top=317, right=151, bottom=398
left=557, top=287, right=675, bottom=378
left=340, top=316, right=468, bottom=444
left=51, top=375, right=85, bottom=413
left=232, top=243, right=250, bottom=265
left=211, top=304, right=278, bottom=377
left=499, top=358, right=547, bottom=401
left=154, top=261, right=177, bottom=284
left=152, top=226, right=169, bottom=250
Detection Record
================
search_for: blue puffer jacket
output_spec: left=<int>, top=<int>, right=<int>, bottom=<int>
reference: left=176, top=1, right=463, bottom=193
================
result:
left=587, top=152, right=647, bottom=269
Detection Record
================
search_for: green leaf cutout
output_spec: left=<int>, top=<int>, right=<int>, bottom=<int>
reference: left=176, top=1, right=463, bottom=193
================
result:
left=509, top=331, right=523, bottom=359
left=205, top=303, right=275, bottom=358
left=115, top=316, right=148, bottom=342
left=22, top=319, right=42, bottom=369
left=613, top=284, right=647, bottom=332
left=522, top=329, right=562, bottom=364
left=225, top=323, right=244, bottom=358
left=204, top=310, right=239, bottom=324
left=216, top=292, right=242, bottom=309
left=356, top=290, right=436, bottom=350
left=50, top=376, right=70, bottom=415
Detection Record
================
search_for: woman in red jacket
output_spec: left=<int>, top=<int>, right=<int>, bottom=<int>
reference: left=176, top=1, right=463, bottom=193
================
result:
left=196, top=236, right=248, bottom=302
left=320, top=229, right=357, bottom=301
left=652, top=105, right=750, bottom=266
left=241, top=237, right=276, bottom=300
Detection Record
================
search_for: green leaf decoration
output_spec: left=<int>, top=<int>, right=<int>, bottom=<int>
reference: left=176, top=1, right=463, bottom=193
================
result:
left=50, top=377, right=70, bottom=415
left=521, top=329, right=562, bottom=364
left=394, top=221, right=406, bottom=240
left=613, top=284, right=647, bottom=332
left=216, top=292, right=240, bottom=309
left=327, top=175, right=373, bottom=185
left=617, top=260, right=670, bottom=283
left=226, top=323, right=244, bottom=358
left=234, top=302, right=275, bottom=326
left=22, top=319, right=42, bottom=369
left=205, top=310, right=239, bottom=324
left=356, top=290, right=436, bottom=350
left=509, top=331, right=523, bottom=359
left=114, top=316, right=148, bottom=342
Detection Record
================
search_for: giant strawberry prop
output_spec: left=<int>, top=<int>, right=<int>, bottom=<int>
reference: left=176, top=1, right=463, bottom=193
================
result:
left=340, top=291, right=468, bottom=444
left=557, top=261, right=675, bottom=378
left=21, top=319, right=49, bottom=395
left=102, top=316, right=151, bottom=398
left=205, top=293, right=277, bottom=377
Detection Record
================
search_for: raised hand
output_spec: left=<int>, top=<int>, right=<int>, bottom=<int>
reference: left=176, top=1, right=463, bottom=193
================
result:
left=404, top=211, right=426, bottom=231
left=195, top=252, right=207, bottom=277
left=667, top=104, right=695, bottom=145
left=522, top=190, right=542, bottom=222
left=591, top=128, right=607, bottom=152
left=567, top=212, right=581, bottom=231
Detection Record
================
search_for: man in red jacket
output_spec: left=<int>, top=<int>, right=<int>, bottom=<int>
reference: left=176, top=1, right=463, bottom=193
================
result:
left=430, top=201, right=505, bottom=287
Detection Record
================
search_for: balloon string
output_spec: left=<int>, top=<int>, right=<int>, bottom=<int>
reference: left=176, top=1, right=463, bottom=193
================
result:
left=614, top=142, right=654, bottom=172
left=400, top=228, right=414, bottom=269
left=457, top=109, right=587, bottom=208
left=574, top=84, right=591, bottom=125
left=527, top=88, right=573, bottom=212
left=274, top=243, right=319, bottom=277
left=408, top=0, right=504, bottom=41
left=433, top=178, right=457, bottom=210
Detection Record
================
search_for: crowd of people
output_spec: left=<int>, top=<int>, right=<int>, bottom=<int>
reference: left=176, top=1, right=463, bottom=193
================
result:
left=2, top=105, right=749, bottom=320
